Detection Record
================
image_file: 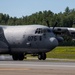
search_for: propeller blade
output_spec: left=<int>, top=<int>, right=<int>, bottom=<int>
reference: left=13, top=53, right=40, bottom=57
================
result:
left=46, top=20, right=50, bottom=27
left=53, top=22, right=58, bottom=30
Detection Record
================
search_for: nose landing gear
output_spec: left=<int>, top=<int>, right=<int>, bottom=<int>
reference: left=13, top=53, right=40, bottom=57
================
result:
left=38, top=53, right=46, bottom=60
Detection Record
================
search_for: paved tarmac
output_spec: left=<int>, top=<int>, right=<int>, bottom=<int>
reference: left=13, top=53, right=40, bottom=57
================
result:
left=0, top=56, right=75, bottom=75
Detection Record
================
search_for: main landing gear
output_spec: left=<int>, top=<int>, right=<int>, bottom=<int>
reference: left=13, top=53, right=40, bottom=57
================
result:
left=38, top=53, right=46, bottom=60
left=12, top=53, right=46, bottom=60
left=12, top=54, right=24, bottom=61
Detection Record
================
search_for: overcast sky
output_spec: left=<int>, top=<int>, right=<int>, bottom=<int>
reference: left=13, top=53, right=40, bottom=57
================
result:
left=0, top=0, right=75, bottom=17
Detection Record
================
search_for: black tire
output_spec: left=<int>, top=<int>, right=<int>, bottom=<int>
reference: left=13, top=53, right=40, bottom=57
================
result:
left=18, top=54, right=24, bottom=60
left=12, top=54, right=24, bottom=61
left=12, top=55, right=18, bottom=60
left=38, top=54, right=42, bottom=60
left=38, top=53, right=46, bottom=60
left=42, top=53, right=46, bottom=60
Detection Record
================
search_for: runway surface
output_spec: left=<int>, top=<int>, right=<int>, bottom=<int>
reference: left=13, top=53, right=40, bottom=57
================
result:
left=0, top=56, right=75, bottom=75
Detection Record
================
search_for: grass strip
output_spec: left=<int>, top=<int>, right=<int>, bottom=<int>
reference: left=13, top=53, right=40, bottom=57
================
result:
left=47, top=46, right=75, bottom=59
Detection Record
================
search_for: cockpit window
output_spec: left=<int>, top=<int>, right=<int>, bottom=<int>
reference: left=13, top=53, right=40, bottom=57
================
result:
left=35, top=28, right=42, bottom=34
left=35, top=28, right=51, bottom=34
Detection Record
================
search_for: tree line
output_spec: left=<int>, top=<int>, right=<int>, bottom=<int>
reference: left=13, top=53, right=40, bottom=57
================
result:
left=0, top=7, right=75, bottom=27
left=0, top=7, right=75, bottom=46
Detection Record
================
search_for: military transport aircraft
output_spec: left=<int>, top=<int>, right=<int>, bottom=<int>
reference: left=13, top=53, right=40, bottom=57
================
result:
left=0, top=22, right=75, bottom=60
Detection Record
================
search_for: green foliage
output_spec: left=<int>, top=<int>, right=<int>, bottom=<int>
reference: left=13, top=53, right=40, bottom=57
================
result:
left=47, top=46, right=75, bottom=59
left=0, top=7, right=75, bottom=27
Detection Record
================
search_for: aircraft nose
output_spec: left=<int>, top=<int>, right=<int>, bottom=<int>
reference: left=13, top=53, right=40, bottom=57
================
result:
left=49, top=37, right=58, bottom=48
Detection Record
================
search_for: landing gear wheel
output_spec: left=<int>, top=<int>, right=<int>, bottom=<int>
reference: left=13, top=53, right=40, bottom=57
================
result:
left=38, top=53, right=46, bottom=60
left=12, top=55, right=18, bottom=60
left=18, top=54, right=24, bottom=60
left=38, top=54, right=42, bottom=60
left=42, top=53, right=46, bottom=60
left=12, top=54, right=24, bottom=61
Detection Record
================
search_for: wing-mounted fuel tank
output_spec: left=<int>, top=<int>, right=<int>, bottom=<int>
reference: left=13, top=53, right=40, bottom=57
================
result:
left=0, top=27, right=9, bottom=54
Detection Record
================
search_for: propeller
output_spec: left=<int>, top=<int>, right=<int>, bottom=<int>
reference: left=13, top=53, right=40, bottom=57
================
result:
left=46, top=20, right=50, bottom=27
left=53, top=22, right=58, bottom=30
left=46, top=20, right=58, bottom=30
